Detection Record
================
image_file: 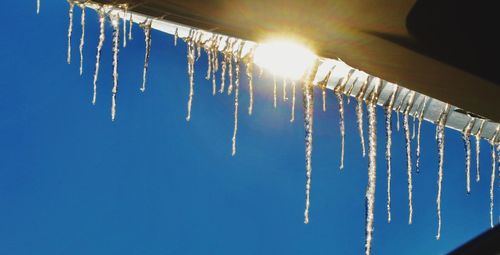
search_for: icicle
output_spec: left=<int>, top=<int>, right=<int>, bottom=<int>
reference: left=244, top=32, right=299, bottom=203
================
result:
left=139, top=20, right=152, bottom=93
left=344, top=76, right=357, bottom=100
left=211, top=37, right=220, bottom=96
left=403, top=91, right=416, bottom=224
left=92, top=9, right=105, bottom=105
left=37, top=0, right=40, bottom=15
left=416, top=97, right=428, bottom=173
left=219, top=61, right=227, bottom=93
left=290, top=81, right=296, bottom=122
left=196, top=33, right=203, bottom=61
left=231, top=41, right=245, bottom=156
left=110, top=15, right=120, bottom=121
left=128, top=14, right=133, bottom=40
left=78, top=4, right=86, bottom=76
left=318, top=69, right=332, bottom=113
left=489, top=128, right=499, bottom=228
left=412, top=113, right=417, bottom=139
left=213, top=37, right=220, bottom=72
left=273, top=74, right=277, bottom=108
left=345, top=77, right=358, bottom=105
left=410, top=96, right=424, bottom=141
left=66, top=1, right=75, bottom=65
left=302, top=60, right=320, bottom=225
left=365, top=79, right=382, bottom=255
left=384, top=86, right=397, bottom=223
left=334, top=69, right=355, bottom=170
left=355, top=76, right=370, bottom=158
left=205, top=41, right=212, bottom=80
left=337, top=93, right=345, bottom=170
left=475, top=119, right=486, bottom=182
left=219, top=38, right=230, bottom=93
left=462, top=118, right=474, bottom=194
left=396, top=111, right=401, bottom=131
left=435, top=104, right=450, bottom=240
left=185, top=30, right=196, bottom=122
left=245, top=51, right=254, bottom=115
left=394, top=90, right=410, bottom=133
left=497, top=143, right=500, bottom=186
left=227, top=40, right=235, bottom=95
left=211, top=50, right=217, bottom=95
left=122, top=4, right=128, bottom=48
left=174, top=28, right=178, bottom=46
left=283, top=78, right=288, bottom=102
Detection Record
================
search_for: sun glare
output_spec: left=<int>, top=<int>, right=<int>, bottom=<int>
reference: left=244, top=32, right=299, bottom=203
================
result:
left=253, top=40, right=316, bottom=80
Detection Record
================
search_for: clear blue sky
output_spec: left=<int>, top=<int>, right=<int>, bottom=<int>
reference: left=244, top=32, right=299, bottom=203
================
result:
left=0, top=1, right=497, bottom=254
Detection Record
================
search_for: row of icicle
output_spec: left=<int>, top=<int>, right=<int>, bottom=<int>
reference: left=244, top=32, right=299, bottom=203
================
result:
left=48, top=2, right=500, bottom=255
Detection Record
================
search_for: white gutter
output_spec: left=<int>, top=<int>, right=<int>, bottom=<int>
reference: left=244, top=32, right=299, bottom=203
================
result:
left=86, top=2, right=500, bottom=142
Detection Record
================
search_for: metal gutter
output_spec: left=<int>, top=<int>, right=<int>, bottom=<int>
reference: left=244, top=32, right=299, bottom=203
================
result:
left=86, top=2, right=500, bottom=142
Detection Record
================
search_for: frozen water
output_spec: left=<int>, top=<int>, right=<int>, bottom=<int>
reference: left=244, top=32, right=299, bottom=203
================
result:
left=92, top=9, right=105, bottom=105
left=435, top=104, right=450, bottom=240
left=110, top=15, right=120, bottom=121
left=67, top=1, right=74, bottom=64
left=139, top=20, right=152, bottom=92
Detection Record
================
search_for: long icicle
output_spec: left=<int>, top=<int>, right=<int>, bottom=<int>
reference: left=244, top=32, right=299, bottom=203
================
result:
left=489, top=127, right=499, bottom=228
left=335, top=69, right=355, bottom=170
left=463, top=118, right=474, bottom=194
left=403, top=91, right=416, bottom=224
left=416, top=97, right=428, bottom=173
left=37, top=0, right=40, bottom=14
left=436, top=104, right=450, bottom=240
left=211, top=36, right=220, bottom=96
left=498, top=143, right=500, bottom=185
left=92, top=9, right=105, bottom=105
left=110, top=15, right=120, bottom=121
left=356, top=76, right=370, bottom=158
left=337, top=93, right=345, bottom=169
left=231, top=41, right=245, bottom=156
left=290, top=81, right=296, bottom=122
left=185, top=30, right=195, bottom=121
left=384, top=86, right=397, bottom=223
left=365, top=79, right=382, bottom=255
left=139, top=20, right=152, bottom=92
left=476, top=119, right=486, bottom=182
left=78, top=3, right=86, bottom=76
left=66, top=1, right=75, bottom=64
left=245, top=48, right=254, bottom=115
left=497, top=143, right=500, bottom=186
left=303, top=60, right=320, bottom=225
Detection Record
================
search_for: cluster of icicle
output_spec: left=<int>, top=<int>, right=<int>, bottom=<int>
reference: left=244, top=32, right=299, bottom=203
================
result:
left=55, top=2, right=500, bottom=255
